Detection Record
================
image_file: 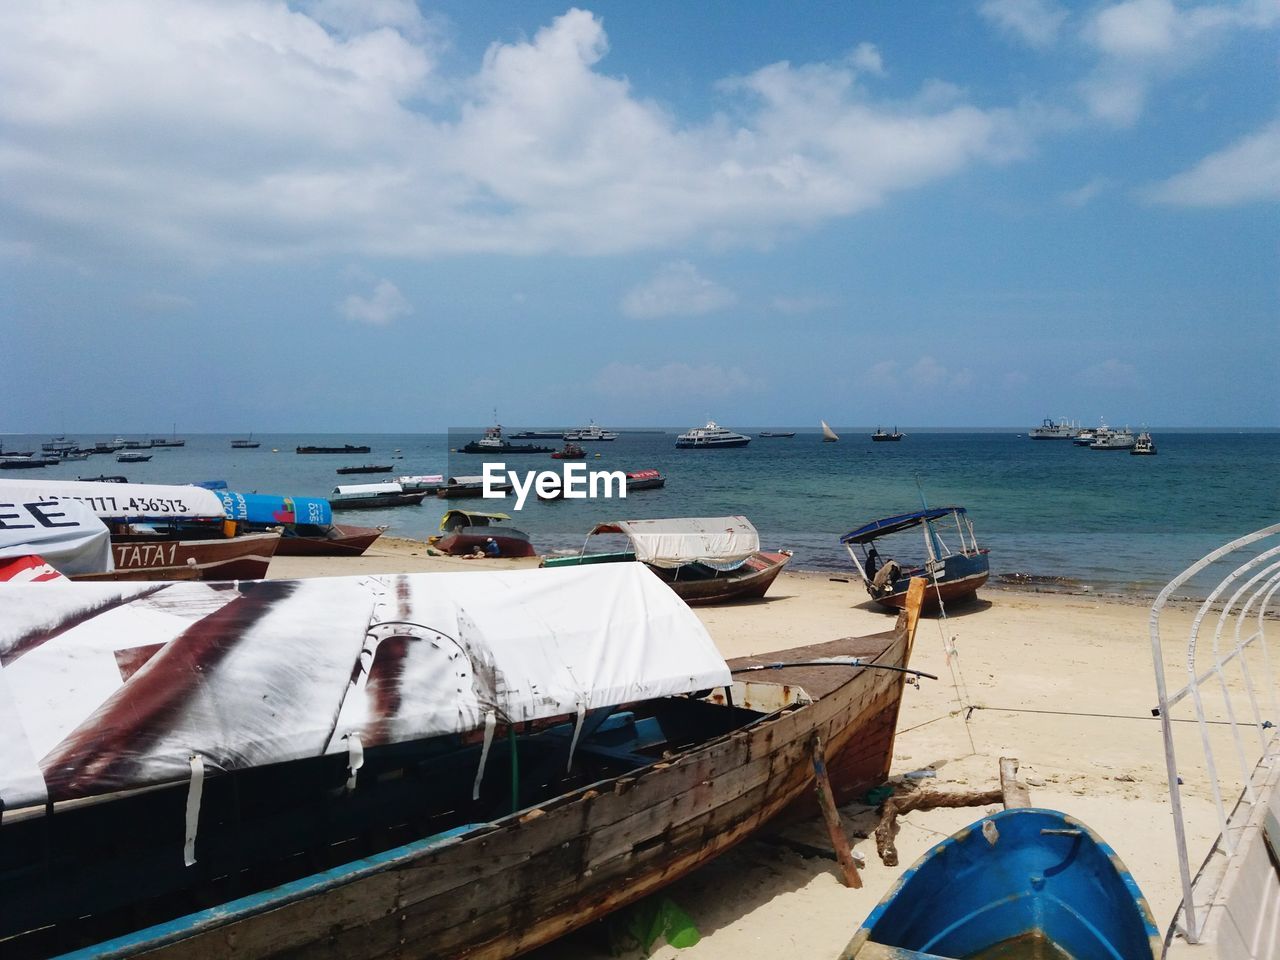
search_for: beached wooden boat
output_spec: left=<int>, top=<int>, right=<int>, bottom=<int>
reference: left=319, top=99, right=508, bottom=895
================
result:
left=436, top=509, right=536, bottom=557
left=274, top=523, right=384, bottom=556
left=543, top=516, right=792, bottom=604
left=841, top=807, right=1161, bottom=960
left=841, top=506, right=989, bottom=611
left=0, top=567, right=925, bottom=960
left=77, top=529, right=280, bottom=581
left=213, top=490, right=384, bottom=558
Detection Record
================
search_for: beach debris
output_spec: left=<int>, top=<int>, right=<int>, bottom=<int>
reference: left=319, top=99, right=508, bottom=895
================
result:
left=874, top=757, right=1031, bottom=866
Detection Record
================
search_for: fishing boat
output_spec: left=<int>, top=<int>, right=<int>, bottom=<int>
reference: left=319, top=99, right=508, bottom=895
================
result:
left=1028, top=417, right=1078, bottom=439
left=841, top=506, right=989, bottom=611
left=821, top=420, right=840, bottom=442
left=674, top=420, right=751, bottom=448
left=758, top=431, right=796, bottom=438
left=116, top=453, right=152, bottom=463
left=550, top=442, right=586, bottom=460
left=231, top=434, right=260, bottom=449
left=0, top=478, right=280, bottom=580
left=461, top=424, right=555, bottom=455
left=214, top=490, right=385, bottom=557
left=151, top=426, right=185, bottom=447
left=329, top=482, right=428, bottom=510
left=625, top=468, right=666, bottom=491
left=0, top=566, right=926, bottom=960
left=542, top=516, right=791, bottom=604
left=336, top=464, right=394, bottom=475
left=297, top=444, right=372, bottom=454
left=840, top=807, right=1160, bottom=960
left=1130, top=431, right=1157, bottom=455
left=435, top=509, right=536, bottom=557
left=563, top=420, right=618, bottom=441
left=872, top=426, right=904, bottom=442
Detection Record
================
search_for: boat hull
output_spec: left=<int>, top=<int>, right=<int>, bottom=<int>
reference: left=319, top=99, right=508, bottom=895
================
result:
left=871, top=552, right=989, bottom=611
left=674, top=438, right=750, bottom=448
left=274, top=524, right=384, bottom=557
left=74, top=532, right=281, bottom=581
left=841, top=808, right=1161, bottom=960
left=436, top=527, right=537, bottom=558
left=655, top=550, right=791, bottom=605
left=55, top=608, right=918, bottom=960
left=330, top=492, right=428, bottom=510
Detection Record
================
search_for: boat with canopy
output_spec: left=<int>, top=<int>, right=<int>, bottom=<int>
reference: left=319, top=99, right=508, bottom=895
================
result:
left=543, top=515, right=791, bottom=604
left=840, top=506, right=989, bottom=610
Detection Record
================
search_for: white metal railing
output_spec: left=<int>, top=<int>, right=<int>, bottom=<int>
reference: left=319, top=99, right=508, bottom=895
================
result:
left=1151, top=522, right=1280, bottom=944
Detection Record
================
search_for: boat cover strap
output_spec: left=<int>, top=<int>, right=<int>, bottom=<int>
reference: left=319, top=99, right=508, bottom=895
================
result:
left=184, top=754, right=204, bottom=867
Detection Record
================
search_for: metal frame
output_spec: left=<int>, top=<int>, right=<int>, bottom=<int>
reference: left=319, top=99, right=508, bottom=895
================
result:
left=1150, top=522, right=1280, bottom=943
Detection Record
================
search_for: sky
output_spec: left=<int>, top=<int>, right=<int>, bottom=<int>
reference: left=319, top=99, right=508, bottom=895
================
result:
left=3, top=0, right=1278, bottom=432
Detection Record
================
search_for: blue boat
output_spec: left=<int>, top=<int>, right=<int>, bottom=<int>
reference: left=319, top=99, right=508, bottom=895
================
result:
left=841, top=808, right=1161, bottom=960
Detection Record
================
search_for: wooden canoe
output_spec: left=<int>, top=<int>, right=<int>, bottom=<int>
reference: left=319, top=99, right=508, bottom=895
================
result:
left=5, top=582, right=926, bottom=960
left=653, top=549, right=792, bottom=605
left=273, top=524, right=384, bottom=557
left=73, top=531, right=280, bottom=581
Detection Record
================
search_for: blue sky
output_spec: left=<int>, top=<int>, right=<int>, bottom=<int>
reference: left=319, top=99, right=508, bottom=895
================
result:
left=3, top=0, right=1277, bottom=432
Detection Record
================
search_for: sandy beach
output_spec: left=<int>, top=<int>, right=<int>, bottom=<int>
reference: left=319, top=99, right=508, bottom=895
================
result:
left=268, top=538, right=1227, bottom=959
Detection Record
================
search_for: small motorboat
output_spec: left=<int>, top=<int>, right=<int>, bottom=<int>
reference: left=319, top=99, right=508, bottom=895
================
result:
left=840, top=807, right=1161, bottom=960
left=841, top=506, right=988, bottom=611
left=550, top=442, right=586, bottom=460
left=625, top=469, right=665, bottom=491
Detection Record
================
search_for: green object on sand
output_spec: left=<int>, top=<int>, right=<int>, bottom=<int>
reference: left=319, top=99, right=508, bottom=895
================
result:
left=613, top=895, right=701, bottom=955
left=863, top=785, right=895, bottom=806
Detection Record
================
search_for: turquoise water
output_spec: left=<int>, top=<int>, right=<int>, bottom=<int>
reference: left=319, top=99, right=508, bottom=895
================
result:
left=4, top=430, right=1276, bottom=595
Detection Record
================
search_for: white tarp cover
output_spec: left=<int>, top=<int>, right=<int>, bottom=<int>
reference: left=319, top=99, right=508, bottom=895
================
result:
left=593, top=516, right=760, bottom=569
left=332, top=482, right=403, bottom=496
left=0, top=497, right=114, bottom=575
left=0, top=478, right=225, bottom=522
left=0, top=564, right=729, bottom=813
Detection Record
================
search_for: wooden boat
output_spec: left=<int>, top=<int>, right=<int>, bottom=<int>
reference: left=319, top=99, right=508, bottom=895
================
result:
left=296, top=444, right=371, bottom=454
left=435, top=509, right=536, bottom=557
left=77, top=529, right=280, bottom=580
left=543, top=516, right=792, bottom=604
left=275, top=523, right=384, bottom=556
left=625, top=468, right=666, bottom=491
left=840, top=807, right=1161, bottom=960
left=437, top=474, right=510, bottom=498
left=841, top=506, right=989, bottom=611
left=0, top=479, right=280, bottom=581
left=231, top=435, right=260, bottom=448
left=0, top=567, right=925, bottom=960
left=330, top=482, right=428, bottom=510
left=116, top=453, right=152, bottom=462
left=335, top=464, right=394, bottom=475
left=822, top=420, right=840, bottom=442
left=758, top=431, right=796, bottom=438
left=1, top=456, right=56, bottom=469
left=872, top=427, right=904, bottom=441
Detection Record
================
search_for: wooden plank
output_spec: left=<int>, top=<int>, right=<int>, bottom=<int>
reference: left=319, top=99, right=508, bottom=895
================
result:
left=1000, top=757, right=1031, bottom=809
left=812, top=735, right=862, bottom=888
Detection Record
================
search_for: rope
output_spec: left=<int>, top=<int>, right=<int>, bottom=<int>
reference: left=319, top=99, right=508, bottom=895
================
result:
left=875, top=786, right=1003, bottom=866
left=928, top=569, right=977, bottom=755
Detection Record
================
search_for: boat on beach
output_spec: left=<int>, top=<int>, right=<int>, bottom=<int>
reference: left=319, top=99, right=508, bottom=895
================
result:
left=841, top=807, right=1160, bottom=960
left=214, top=490, right=385, bottom=557
left=675, top=420, right=751, bottom=448
left=542, top=516, right=792, bottom=604
left=330, top=482, right=428, bottom=510
left=841, top=506, right=989, bottom=611
left=872, top=427, right=904, bottom=442
left=435, top=509, right=536, bottom=557
left=0, top=566, right=926, bottom=960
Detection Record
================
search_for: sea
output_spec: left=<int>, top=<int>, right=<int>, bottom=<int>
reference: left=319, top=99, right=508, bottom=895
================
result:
left=4, top=429, right=1277, bottom=598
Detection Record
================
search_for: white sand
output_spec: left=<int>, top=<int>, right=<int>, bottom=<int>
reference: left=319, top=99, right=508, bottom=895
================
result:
left=269, top=539, right=1225, bottom=958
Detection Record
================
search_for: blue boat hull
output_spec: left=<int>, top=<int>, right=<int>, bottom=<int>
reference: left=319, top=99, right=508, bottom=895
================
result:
left=842, top=808, right=1160, bottom=960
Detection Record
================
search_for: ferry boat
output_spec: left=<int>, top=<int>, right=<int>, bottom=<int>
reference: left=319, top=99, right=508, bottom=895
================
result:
left=1072, top=428, right=1096, bottom=446
left=563, top=421, right=618, bottom=442
left=1028, top=417, right=1077, bottom=439
left=1090, top=426, right=1136, bottom=450
left=674, top=420, right=751, bottom=448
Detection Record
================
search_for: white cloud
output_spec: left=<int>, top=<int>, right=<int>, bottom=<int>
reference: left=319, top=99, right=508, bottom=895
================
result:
left=339, top=278, right=412, bottom=325
left=0, top=4, right=1021, bottom=264
left=979, top=0, right=1069, bottom=48
left=1078, top=0, right=1280, bottom=126
left=591, top=361, right=749, bottom=400
left=1145, top=120, right=1280, bottom=206
left=1060, top=176, right=1112, bottom=206
left=620, top=261, right=735, bottom=319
